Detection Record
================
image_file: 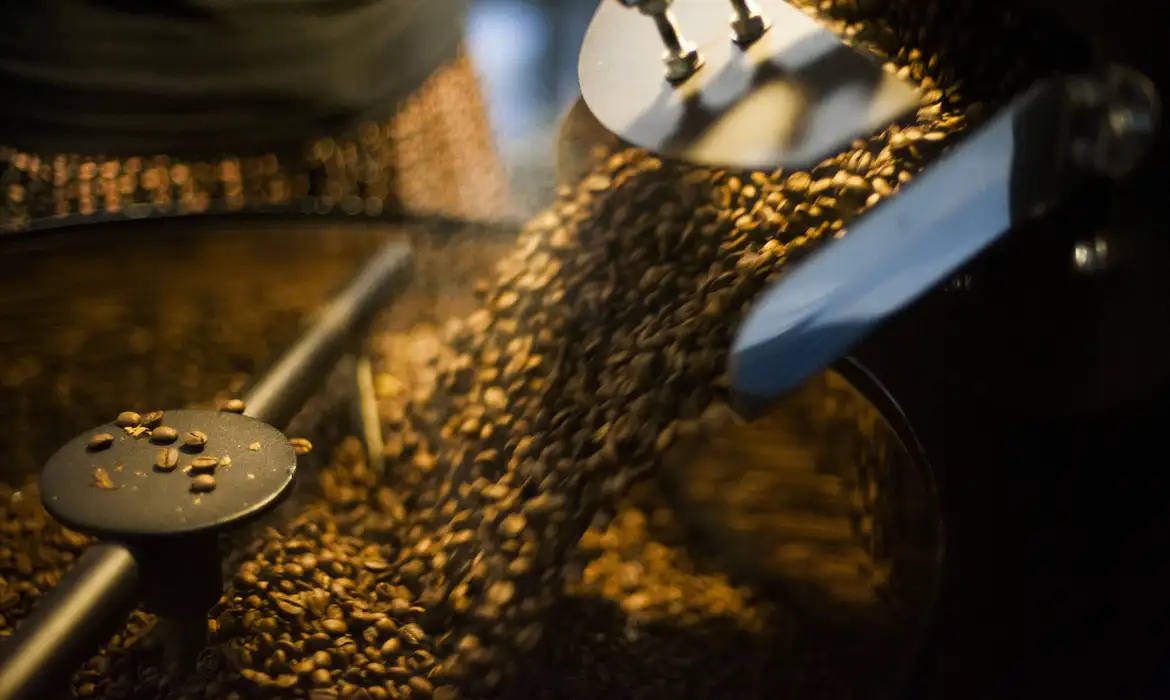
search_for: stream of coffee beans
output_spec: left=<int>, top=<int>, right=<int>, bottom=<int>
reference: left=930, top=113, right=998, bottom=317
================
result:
left=0, top=2, right=1082, bottom=698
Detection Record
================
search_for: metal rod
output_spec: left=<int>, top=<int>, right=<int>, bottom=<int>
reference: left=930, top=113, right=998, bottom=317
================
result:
left=0, top=544, right=140, bottom=700
left=241, top=239, right=413, bottom=428
left=729, top=0, right=754, bottom=17
left=653, top=11, right=684, bottom=53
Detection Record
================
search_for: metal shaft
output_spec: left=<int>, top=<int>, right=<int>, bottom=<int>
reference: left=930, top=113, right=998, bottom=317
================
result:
left=652, top=10, right=685, bottom=53
left=730, top=0, right=754, bottom=17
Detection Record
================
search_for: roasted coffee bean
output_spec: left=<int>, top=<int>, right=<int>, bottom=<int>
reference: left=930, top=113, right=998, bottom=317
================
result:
left=221, top=399, right=247, bottom=414
left=86, top=433, right=114, bottom=451
left=190, top=474, right=217, bottom=493
left=141, top=411, right=165, bottom=428
left=189, top=456, right=220, bottom=474
left=183, top=430, right=208, bottom=448
left=114, top=411, right=141, bottom=428
left=155, top=448, right=180, bottom=472
left=0, top=8, right=1073, bottom=698
left=290, top=437, right=314, bottom=456
left=151, top=426, right=179, bottom=444
left=91, top=468, right=116, bottom=490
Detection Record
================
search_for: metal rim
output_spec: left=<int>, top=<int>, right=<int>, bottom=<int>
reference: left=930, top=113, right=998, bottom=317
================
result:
left=831, top=355, right=946, bottom=699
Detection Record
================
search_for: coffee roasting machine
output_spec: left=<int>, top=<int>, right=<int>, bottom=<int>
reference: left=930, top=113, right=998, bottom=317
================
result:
left=1, top=0, right=1169, bottom=698
left=575, top=0, right=1170, bottom=697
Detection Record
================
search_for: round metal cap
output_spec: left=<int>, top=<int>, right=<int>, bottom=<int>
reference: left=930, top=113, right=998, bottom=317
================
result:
left=578, top=0, right=922, bottom=171
left=40, top=409, right=298, bottom=540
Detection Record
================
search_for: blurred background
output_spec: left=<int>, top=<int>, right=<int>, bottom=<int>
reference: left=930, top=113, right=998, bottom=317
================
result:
left=465, top=0, right=599, bottom=216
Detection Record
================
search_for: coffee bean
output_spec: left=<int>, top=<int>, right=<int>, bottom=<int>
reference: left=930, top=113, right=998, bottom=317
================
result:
left=322, top=619, right=348, bottom=635
left=114, top=412, right=141, bottom=428
left=154, top=448, right=179, bottom=472
left=409, top=676, right=434, bottom=696
left=290, top=437, right=313, bottom=456
left=189, top=456, right=220, bottom=474
left=86, top=433, right=114, bottom=451
left=399, top=623, right=425, bottom=645
left=140, top=411, right=164, bottom=428
left=183, top=430, right=208, bottom=448
left=0, top=10, right=1068, bottom=698
left=190, top=475, right=216, bottom=493
left=221, top=399, right=247, bottom=414
left=91, top=468, right=116, bottom=490
left=150, top=426, right=178, bottom=444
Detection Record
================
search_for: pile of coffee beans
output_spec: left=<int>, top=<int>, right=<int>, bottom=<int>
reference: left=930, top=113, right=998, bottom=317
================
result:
left=0, top=221, right=395, bottom=481
left=0, top=1, right=1081, bottom=698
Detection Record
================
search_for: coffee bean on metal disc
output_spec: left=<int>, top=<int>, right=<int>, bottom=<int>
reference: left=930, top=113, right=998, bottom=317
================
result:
left=221, top=399, right=247, bottom=414
left=184, top=430, right=208, bottom=448
left=190, top=474, right=216, bottom=493
left=141, top=411, right=164, bottom=428
left=289, top=438, right=313, bottom=456
left=150, top=426, right=178, bottom=444
left=155, top=448, right=179, bottom=472
left=189, top=456, right=219, bottom=474
left=86, top=433, right=114, bottom=451
left=114, top=411, right=141, bottom=428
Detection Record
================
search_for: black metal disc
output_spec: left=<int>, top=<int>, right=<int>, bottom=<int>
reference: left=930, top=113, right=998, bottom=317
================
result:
left=40, top=409, right=297, bottom=540
left=578, top=0, right=922, bottom=171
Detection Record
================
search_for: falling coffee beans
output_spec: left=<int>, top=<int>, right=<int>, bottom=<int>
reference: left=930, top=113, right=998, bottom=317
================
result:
left=155, top=448, right=179, bottom=472
left=220, top=399, right=247, bottom=414
left=0, top=7, right=1077, bottom=698
left=189, top=456, right=219, bottom=474
left=289, top=438, right=313, bottom=456
left=86, top=433, right=114, bottom=452
left=115, top=411, right=141, bottom=428
left=190, top=475, right=217, bottom=493
left=184, top=430, right=208, bottom=449
left=151, top=426, right=179, bottom=444
left=140, top=411, right=164, bottom=428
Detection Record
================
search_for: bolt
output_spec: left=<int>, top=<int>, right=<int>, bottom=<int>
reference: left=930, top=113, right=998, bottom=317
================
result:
left=1072, top=236, right=1111, bottom=275
left=616, top=0, right=703, bottom=84
left=729, top=0, right=771, bottom=46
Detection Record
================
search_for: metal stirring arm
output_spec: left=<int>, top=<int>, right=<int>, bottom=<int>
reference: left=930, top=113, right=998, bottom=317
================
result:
left=0, top=239, right=413, bottom=700
left=729, top=65, right=1160, bottom=412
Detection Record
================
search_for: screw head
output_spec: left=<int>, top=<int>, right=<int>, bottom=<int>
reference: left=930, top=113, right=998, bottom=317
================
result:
left=731, top=12, right=770, bottom=46
left=664, top=46, right=703, bottom=83
left=1073, top=236, right=1112, bottom=275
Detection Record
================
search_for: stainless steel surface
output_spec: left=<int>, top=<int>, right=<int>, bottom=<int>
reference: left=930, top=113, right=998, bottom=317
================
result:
left=578, top=0, right=921, bottom=170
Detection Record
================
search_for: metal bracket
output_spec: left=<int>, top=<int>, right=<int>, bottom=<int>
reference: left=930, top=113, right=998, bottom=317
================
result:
left=729, top=66, right=1161, bottom=408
